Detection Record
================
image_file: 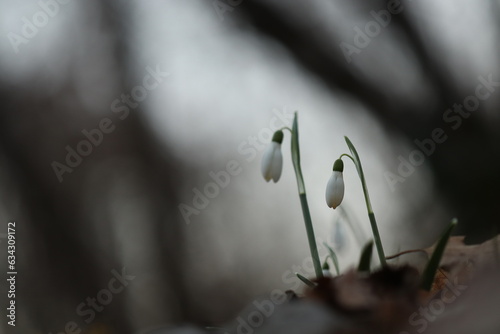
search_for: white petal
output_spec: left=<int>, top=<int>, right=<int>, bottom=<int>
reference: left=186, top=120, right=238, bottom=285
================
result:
left=271, top=145, right=283, bottom=182
left=325, top=171, right=344, bottom=209
left=261, top=143, right=276, bottom=182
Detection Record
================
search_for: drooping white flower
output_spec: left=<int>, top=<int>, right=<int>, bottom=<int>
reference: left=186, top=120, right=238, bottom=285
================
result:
left=261, top=130, right=284, bottom=183
left=325, top=159, right=345, bottom=209
left=322, top=269, right=332, bottom=277
left=321, top=260, right=332, bottom=277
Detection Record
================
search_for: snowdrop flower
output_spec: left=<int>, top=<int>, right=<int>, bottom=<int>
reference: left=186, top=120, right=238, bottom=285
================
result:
left=261, top=130, right=284, bottom=182
left=325, top=159, right=344, bottom=209
left=322, top=269, right=332, bottom=277
left=322, top=261, right=332, bottom=277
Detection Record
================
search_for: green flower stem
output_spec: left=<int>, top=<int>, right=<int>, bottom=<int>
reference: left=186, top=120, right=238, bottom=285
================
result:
left=369, top=213, right=386, bottom=266
left=342, top=138, right=386, bottom=266
left=340, top=153, right=372, bottom=212
left=339, top=153, right=356, bottom=165
left=323, top=242, right=340, bottom=275
left=291, top=112, right=323, bottom=279
left=299, top=193, right=323, bottom=278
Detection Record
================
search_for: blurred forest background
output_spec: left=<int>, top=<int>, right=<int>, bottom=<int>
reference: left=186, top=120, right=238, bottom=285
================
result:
left=0, top=0, right=499, bottom=333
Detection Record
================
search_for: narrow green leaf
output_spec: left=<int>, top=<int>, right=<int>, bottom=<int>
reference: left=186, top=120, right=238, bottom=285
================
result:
left=291, top=112, right=300, bottom=166
left=357, top=240, right=374, bottom=272
left=296, top=273, right=316, bottom=287
left=344, top=136, right=363, bottom=177
left=290, top=112, right=322, bottom=279
left=344, top=136, right=372, bottom=213
left=344, top=136, right=386, bottom=265
left=420, top=218, right=458, bottom=291
left=323, top=242, right=340, bottom=275
left=291, top=112, right=305, bottom=193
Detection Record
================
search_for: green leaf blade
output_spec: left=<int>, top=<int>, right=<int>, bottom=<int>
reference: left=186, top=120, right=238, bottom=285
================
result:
left=344, top=136, right=362, bottom=176
left=296, top=273, right=316, bottom=287
left=291, top=112, right=305, bottom=193
left=420, top=218, right=458, bottom=291
left=323, top=242, right=340, bottom=275
left=291, top=112, right=300, bottom=167
left=357, top=240, right=374, bottom=272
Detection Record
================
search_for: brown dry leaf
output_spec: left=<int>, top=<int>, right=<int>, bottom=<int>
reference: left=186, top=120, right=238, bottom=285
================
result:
left=423, top=235, right=500, bottom=281
left=307, top=266, right=421, bottom=333
left=298, top=237, right=500, bottom=334
left=429, top=269, right=448, bottom=295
